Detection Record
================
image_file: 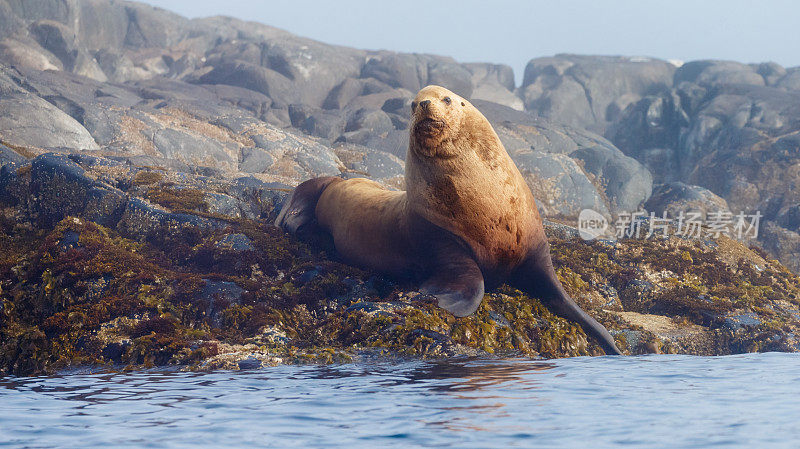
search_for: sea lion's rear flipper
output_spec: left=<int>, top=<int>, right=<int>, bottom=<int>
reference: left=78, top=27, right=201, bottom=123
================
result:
left=419, top=241, right=485, bottom=317
left=511, top=241, right=623, bottom=355
left=275, top=176, right=342, bottom=234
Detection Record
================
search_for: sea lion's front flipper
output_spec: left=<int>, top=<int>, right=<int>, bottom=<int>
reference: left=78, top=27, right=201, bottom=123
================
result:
left=419, top=242, right=485, bottom=317
left=511, top=241, right=623, bottom=355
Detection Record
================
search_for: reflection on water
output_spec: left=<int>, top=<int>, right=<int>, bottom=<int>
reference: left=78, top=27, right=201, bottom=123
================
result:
left=2, top=353, right=800, bottom=448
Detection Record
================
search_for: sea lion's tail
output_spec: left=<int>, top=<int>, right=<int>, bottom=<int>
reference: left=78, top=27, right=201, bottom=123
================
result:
left=275, top=176, right=342, bottom=234
left=512, top=241, right=623, bottom=355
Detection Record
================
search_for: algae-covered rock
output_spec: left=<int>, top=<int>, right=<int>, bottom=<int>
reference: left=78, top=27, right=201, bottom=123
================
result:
left=1, top=154, right=800, bottom=376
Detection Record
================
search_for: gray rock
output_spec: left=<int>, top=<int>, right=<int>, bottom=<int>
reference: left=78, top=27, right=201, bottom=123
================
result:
left=93, top=49, right=147, bottom=83
left=361, top=53, right=425, bottom=93
left=152, top=128, right=238, bottom=171
left=238, top=147, right=274, bottom=175
left=333, top=143, right=405, bottom=187
left=759, top=223, right=800, bottom=273
left=323, top=78, right=367, bottom=110
left=344, top=89, right=412, bottom=112
left=426, top=60, right=473, bottom=99
left=776, top=204, right=800, bottom=232
left=216, top=233, right=255, bottom=252
left=381, top=97, right=410, bottom=115
left=360, top=52, right=473, bottom=98
left=0, top=88, right=100, bottom=151
left=236, top=356, right=263, bottom=370
left=205, top=192, right=258, bottom=219
left=345, top=108, right=394, bottom=134
left=83, top=184, right=128, bottom=227
left=0, top=143, right=26, bottom=167
left=288, top=104, right=345, bottom=140
left=606, top=77, right=800, bottom=272
left=58, top=230, right=81, bottom=251
left=198, top=32, right=364, bottom=108
left=205, top=84, right=272, bottom=119
left=23, top=153, right=127, bottom=227
left=0, top=37, right=62, bottom=71
left=521, top=55, right=676, bottom=132
left=0, top=161, right=27, bottom=206
left=722, top=312, right=762, bottom=330
left=513, top=150, right=610, bottom=218
left=116, top=197, right=218, bottom=240
left=606, top=93, right=690, bottom=183
left=29, top=20, right=84, bottom=76
left=465, top=62, right=515, bottom=91
left=29, top=153, right=94, bottom=226
left=570, top=145, right=653, bottom=212
left=644, top=182, right=731, bottom=219
left=465, top=63, right=522, bottom=110
left=337, top=128, right=408, bottom=160
left=776, top=68, right=800, bottom=91
left=674, top=60, right=766, bottom=87
left=196, top=59, right=300, bottom=106
left=753, top=62, right=787, bottom=86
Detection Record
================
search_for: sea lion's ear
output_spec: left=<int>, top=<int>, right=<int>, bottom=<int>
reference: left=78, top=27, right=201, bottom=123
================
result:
left=419, top=241, right=485, bottom=317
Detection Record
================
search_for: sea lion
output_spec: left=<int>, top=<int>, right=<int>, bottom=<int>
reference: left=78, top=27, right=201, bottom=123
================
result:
left=276, top=85, right=622, bottom=355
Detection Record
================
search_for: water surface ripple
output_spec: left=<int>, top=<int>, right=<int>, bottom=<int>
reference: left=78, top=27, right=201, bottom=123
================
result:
left=2, top=353, right=799, bottom=448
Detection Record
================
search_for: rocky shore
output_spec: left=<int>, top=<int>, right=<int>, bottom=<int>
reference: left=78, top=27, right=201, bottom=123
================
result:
left=1, top=153, right=798, bottom=375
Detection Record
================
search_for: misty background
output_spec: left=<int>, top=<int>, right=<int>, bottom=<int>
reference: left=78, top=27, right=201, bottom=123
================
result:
left=140, top=0, right=800, bottom=84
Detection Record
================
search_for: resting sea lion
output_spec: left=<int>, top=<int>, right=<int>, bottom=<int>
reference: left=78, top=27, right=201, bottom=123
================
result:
left=275, top=85, right=622, bottom=355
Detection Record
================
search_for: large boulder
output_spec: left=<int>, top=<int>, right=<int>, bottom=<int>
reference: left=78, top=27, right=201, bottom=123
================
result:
left=644, top=182, right=731, bottom=218
left=514, top=150, right=610, bottom=218
left=776, top=68, right=800, bottom=91
left=465, top=63, right=522, bottom=110
left=360, top=52, right=473, bottom=99
left=608, top=75, right=800, bottom=272
left=28, top=153, right=126, bottom=227
left=674, top=60, right=766, bottom=87
left=29, top=19, right=107, bottom=81
left=520, top=55, right=676, bottom=132
left=759, top=223, right=800, bottom=273
left=570, top=145, right=652, bottom=212
left=0, top=37, right=62, bottom=71
left=0, top=82, right=100, bottom=151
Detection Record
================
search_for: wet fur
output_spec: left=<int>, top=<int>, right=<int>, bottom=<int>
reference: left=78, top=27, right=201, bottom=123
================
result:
left=276, top=86, right=622, bottom=355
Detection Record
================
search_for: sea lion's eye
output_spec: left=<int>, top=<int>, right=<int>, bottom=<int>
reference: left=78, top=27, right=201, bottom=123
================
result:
left=461, top=102, right=465, bottom=106
left=443, top=97, right=451, bottom=105
left=411, top=101, right=417, bottom=112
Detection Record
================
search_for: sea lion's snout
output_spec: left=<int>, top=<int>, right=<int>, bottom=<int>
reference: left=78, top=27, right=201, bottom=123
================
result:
left=419, top=99, right=431, bottom=110
left=414, top=117, right=444, bottom=136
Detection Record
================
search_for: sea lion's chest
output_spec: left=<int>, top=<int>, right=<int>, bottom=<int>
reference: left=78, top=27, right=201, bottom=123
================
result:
left=412, top=169, right=539, bottom=273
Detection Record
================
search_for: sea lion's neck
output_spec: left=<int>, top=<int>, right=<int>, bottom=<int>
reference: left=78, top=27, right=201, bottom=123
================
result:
left=405, top=138, right=536, bottom=252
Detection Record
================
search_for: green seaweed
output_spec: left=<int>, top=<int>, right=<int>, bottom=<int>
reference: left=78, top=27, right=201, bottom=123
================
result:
left=1, top=188, right=800, bottom=375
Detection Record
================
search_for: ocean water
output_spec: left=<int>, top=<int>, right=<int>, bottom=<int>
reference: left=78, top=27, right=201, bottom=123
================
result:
left=1, top=353, right=799, bottom=448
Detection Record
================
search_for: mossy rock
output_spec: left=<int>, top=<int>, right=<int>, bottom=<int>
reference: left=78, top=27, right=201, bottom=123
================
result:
left=2, top=157, right=800, bottom=375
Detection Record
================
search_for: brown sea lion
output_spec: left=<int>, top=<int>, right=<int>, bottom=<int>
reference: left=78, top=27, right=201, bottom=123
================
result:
left=275, top=85, right=622, bottom=355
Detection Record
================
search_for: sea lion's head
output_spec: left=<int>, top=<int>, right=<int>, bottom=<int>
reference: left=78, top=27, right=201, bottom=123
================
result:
left=409, top=85, right=468, bottom=158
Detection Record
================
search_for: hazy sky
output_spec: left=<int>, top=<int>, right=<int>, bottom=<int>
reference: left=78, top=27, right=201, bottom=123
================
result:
left=140, top=0, right=800, bottom=86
